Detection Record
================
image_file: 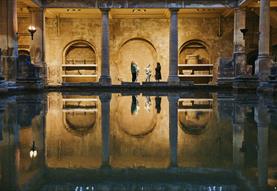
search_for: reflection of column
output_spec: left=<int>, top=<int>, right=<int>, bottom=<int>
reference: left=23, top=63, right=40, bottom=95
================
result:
left=254, top=104, right=269, bottom=190
left=99, top=8, right=111, bottom=85
left=0, top=0, right=18, bottom=80
left=0, top=49, right=4, bottom=80
left=100, top=94, right=111, bottom=168
left=168, top=9, right=180, bottom=84
left=233, top=8, right=247, bottom=77
left=168, top=95, right=179, bottom=167
left=255, top=0, right=271, bottom=82
left=0, top=103, right=4, bottom=141
left=232, top=104, right=245, bottom=169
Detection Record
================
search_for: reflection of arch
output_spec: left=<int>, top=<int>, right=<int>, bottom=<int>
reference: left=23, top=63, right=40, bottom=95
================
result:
left=115, top=38, right=158, bottom=83
left=178, top=111, right=212, bottom=135
left=179, top=39, right=210, bottom=64
left=62, top=40, right=97, bottom=83
left=114, top=96, right=157, bottom=138
left=63, top=112, right=96, bottom=137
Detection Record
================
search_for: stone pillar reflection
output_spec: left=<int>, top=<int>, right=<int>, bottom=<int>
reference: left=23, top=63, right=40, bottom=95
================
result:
left=168, top=95, right=179, bottom=167
left=254, top=103, right=269, bottom=190
left=255, top=0, right=271, bottom=82
left=0, top=0, right=18, bottom=80
left=232, top=104, right=245, bottom=169
left=233, top=8, right=247, bottom=77
left=99, top=8, right=111, bottom=85
left=100, top=94, right=111, bottom=168
left=0, top=49, right=4, bottom=80
left=0, top=103, right=4, bottom=141
left=168, top=9, right=180, bottom=85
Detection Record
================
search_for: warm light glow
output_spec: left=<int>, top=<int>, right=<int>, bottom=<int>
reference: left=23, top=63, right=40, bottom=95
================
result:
left=29, top=141, right=38, bottom=159
left=28, top=25, right=36, bottom=32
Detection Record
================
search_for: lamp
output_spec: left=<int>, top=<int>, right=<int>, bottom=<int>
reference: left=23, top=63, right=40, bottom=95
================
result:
left=28, top=25, right=36, bottom=40
left=240, top=28, right=248, bottom=40
left=29, top=141, right=38, bottom=159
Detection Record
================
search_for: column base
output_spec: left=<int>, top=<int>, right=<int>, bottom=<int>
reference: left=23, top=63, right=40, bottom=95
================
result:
left=99, top=76, right=111, bottom=86
left=232, top=76, right=258, bottom=90
left=167, top=75, right=180, bottom=85
left=217, top=77, right=234, bottom=88
left=255, top=55, right=271, bottom=82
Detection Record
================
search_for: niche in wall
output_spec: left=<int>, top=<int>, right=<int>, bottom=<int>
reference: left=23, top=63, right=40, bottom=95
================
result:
left=178, top=40, right=213, bottom=84
left=62, top=41, right=97, bottom=83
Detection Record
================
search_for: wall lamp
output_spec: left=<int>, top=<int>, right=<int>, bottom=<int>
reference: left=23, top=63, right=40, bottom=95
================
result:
left=28, top=25, right=36, bottom=40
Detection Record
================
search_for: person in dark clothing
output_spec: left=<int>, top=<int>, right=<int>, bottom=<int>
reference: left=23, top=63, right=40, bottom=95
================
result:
left=131, top=61, right=139, bottom=82
left=155, top=96, right=162, bottom=114
left=155, top=62, right=162, bottom=82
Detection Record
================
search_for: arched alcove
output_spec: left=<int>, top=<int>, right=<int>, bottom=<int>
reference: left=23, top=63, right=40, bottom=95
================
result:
left=178, top=40, right=213, bottom=84
left=116, top=38, right=158, bottom=83
left=62, top=40, right=97, bottom=83
left=179, top=40, right=210, bottom=64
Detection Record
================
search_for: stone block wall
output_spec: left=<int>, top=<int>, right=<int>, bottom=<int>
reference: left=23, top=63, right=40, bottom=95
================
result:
left=45, top=14, right=234, bottom=85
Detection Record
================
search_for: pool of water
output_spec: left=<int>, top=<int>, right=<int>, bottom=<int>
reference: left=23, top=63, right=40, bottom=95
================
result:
left=0, top=91, right=276, bottom=191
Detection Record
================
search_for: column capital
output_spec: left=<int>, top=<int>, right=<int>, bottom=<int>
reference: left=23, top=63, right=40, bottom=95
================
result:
left=28, top=7, right=44, bottom=13
left=169, top=8, right=179, bottom=13
left=100, top=8, right=110, bottom=13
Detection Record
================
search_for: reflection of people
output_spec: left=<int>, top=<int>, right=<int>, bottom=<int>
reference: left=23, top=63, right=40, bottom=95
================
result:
left=145, top=64, right=151, bottom=82
left=144, top=96, right=151, bottom=112
left=131, top=61, right=139, bottom=82
left=155, top=96, right=161, bottom=113
left=155, top=62, right=162, bottom=82
left=131, top=95, right=139, bottom=115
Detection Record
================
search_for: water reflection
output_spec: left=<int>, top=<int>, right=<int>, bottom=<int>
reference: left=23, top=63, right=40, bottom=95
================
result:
left=0, top=92, right=276, bottom=190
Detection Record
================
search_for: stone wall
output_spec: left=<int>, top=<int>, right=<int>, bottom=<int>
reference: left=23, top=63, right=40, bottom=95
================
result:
left=45, top=15, right=234, bottom=85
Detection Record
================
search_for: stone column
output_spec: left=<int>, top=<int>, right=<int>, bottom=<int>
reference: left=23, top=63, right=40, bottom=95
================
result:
left=168, top=9, right=180, bottom=85
left=0, top=102, right=4, bottom=141
left=0, top=0, right=18, bottom=80
left=232, top=103, right=245, bottom=169
left=168, top=95, right=179, bottom=167
left=99, top=8, right=111, bottom=86
left=254, top=103, right=269, bottom=190
left=255, top=0, right=271, bottom=82
left=29, top=8, right=44, bottom=66
left=233, top=8, right=247, bottom=77
left=100, top=94, right=111, bottom=168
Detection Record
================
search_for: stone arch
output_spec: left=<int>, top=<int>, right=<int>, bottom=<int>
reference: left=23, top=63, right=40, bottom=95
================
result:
left=179, top=39, right=211, bottom=64
left=62, top=40, right=98, bottom=83
left=114, top=38, right=158, bottom=83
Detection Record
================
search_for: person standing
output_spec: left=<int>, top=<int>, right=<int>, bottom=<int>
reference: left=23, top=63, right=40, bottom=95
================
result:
left=131, top=61, right=138, bottom=82
left=155, top=62, right=162, bottom=82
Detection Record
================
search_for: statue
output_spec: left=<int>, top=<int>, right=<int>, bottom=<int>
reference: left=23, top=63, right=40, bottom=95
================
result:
left=131, top=61, right=139, bottom=82
left=155, top=62, right=162, bottom=82
left=145, top=64, right=151, bottom=82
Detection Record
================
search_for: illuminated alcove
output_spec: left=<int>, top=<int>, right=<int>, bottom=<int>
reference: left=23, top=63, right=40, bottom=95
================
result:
left=62, top=40, right=97, bottom=83
left=115, top=38, right=158, bottom=83
left=178, top=40, right=212, bottom=84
